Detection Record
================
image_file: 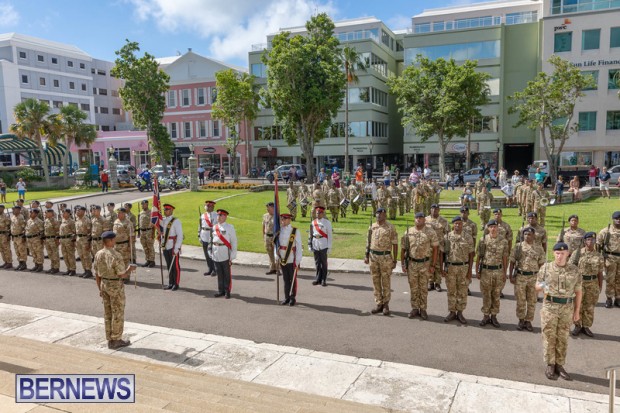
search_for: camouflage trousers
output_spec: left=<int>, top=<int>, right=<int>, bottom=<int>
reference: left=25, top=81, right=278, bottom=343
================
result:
left=288, top=206, right=298, bottom=221
left=265, top=236, right=276, bottom=272
left=340, top=205, right=347, bottom=218
left=414, top=199, right=425, bottom=215
left=517, top=198, right=524, bottom=216
left=0, top=234, right=12, bottom=264
left=538, top=206, right=546, bottom=227
left=140, top=233, right=155, bottom=262
left=525, top=202, right=534, bottom=215
left=577, top=279, right=600, bottom=328
left=479, top=209, right=491, bottom=226
left=480, top=269, right=505, bottom=315
left=398, top=200, right=405, bottom=216
left=351, top=202, right=359, bottom=215
left=431, top=254, right=443, bottom=285
left=541, top=301, right=573, bottom=365
left=26, top=238, right=44, bottom=265
left=60, top=240, right=76, bottom=271
left=407, top=261, right=431, bottom=310
left=515, top=274, right=537, bottom=321
left=13, top=236, right=27, bottom=261
left=604, top=257, right=620, bottom=298
left=115, top=243, right=131, bottom=268
left=300, top=204, right=308, bottom=218
left=91, top=239, right=103, bottom=259
left=329, top=206, right=339, bottom=222
left=101, top=279, right=125, bottom=341
left=369, top=254, right=393, bottom=305
left=361, top=199, right=376, bottom=214
left=44, top=238, right=59, bottom=269
left=446, top=265, right=469, bottom=312
left=76, top=237, right=92, bottom=271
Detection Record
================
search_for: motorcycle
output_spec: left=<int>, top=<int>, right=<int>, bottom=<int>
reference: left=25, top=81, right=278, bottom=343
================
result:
left=135, top=178, right=149, bottom=192
left=157, top=175, right=171, bottom=191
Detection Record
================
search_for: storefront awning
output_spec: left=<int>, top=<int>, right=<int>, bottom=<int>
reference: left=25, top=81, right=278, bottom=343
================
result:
left=257, top=147, right=277, bottom=157
left=0, top=134, right=70, bottom=166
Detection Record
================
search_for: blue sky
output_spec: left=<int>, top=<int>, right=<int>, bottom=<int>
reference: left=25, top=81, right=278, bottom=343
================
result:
left=0, top=0, right=487, bottom=67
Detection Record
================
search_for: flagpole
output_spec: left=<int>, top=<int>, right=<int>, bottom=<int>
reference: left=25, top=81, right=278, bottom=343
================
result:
left=275, top=171, right=280, bottom=303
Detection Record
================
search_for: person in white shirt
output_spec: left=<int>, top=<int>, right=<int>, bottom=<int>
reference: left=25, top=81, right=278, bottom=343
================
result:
left=199, top=200, right=217, bottom=276
left=310, top=206, right=332, bottom=286
left=501, top=181, right=514, bottom=207
left=161, top=204, right=184, bottom=291
left=511, top=170, right=521, bottom=185
left=275, top=213, right=303, bottom=306
left=212, top=209, right=238, bottom=299
left=423, top=166, right=431, bottom=180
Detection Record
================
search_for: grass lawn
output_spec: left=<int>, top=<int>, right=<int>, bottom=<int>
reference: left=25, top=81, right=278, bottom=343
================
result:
left=146, top=188, right=620, bottom=260
left=3, top=188, right=100, bottom=204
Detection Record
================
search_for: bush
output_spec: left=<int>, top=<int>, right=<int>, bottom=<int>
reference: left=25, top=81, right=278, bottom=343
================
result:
left=16, top=167, right=43, bottom=182
left=0, top=172, right=14, bottom=187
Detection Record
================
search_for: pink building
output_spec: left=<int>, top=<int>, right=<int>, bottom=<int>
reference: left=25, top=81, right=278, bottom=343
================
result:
left=71, top=130, right=148, bottom=170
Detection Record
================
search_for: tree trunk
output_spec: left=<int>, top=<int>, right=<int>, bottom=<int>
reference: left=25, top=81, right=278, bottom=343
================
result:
left=300, top=124, right=314, bottom=183
left=466, top=119, right=472, bottom=170
left=438, top=135, right=447, bottom=181
left=245, top=117, right=252, bottom=177
left=37, top=134, right=51, bottom=186
left=62, top=136, right=69, bottom=187
left=344, top=80, right=349, bottom=177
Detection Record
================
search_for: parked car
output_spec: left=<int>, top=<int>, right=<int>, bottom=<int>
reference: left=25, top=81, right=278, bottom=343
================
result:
left=463, top=167, right=497, bottom=186
left=151, top=164, right=174, bottom=175
left=74, top=167, right=99, bottom=182
left=117, top=164, right=136, bottom=179
left=266, top=164, right=307, bottom=183
left=608, top=165, right=620, bottom=184
left=103, top=169, right=131, bottom=184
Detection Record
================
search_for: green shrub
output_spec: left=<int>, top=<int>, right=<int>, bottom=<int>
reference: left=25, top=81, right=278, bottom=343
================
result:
left=0, top=172, right=14, bottom=186
left=16, top=167, right=43, bottom=182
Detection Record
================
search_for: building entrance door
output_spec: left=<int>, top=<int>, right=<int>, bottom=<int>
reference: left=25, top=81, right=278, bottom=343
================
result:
left=504, top=144, right=533, bottom=174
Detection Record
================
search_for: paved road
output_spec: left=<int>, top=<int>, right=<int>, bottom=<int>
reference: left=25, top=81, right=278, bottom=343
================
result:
left=1, top=249, right=617, bottom=395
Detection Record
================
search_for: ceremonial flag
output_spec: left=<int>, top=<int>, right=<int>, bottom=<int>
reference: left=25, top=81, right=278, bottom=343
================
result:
left=273, top=174, right=280, bottom=250
left=151, top=177, right=162, bottom=238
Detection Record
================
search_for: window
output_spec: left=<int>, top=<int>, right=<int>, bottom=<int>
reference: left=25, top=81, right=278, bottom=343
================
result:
left=39, top=77, right=46, bottom=86
left=609, top=69, right=620, bottom=90
left=94, top=106, right=98, bottom=114
left=39, top=99, right=49, bottom=106
left=81, top=83, right=86, bottom=91
left=432, top=22, right=444, bottom=32
left=414, top=23, right=430, bottom=34
left=79, top=63, right=85, bottom=69
left=211, top=87, right=217, bottom=104
left=472, top=116, right=499, bottom=133
left=21, top=75, right=28, bottom=84
left=606, top=111, right=620, bottom=130
left=91, top=68, right=95, bottom=74
left=53, top=101, right=63, bottom=108
left=80, top=103, right=90, bottom=111
left=111, top=90, right=119, bottom=97
left=100, top=107, right=109, bottom=114
left=554, top=32, right=572, bottom=53
left=213, top=120, right=220, bottom=136
left=250, top=63, right=267, bottom=77
left=97, top=69, right=106, bottom=76
left=371, top=88, right=388, bottom=107
left=170, top=123, right=177, bottom=139
left=51, top=57, right=57, bottom=64
left=67, top=60, right=74, bottom=67
left=182, top=89, right=190, bottom=106
left=197, top=88, right=206, bottom=105
left=93, top=87, right=97, bottom=95
left=611, top=27, right=620, bottom=48
left=99, top=88, right=107, bottom=95
left=184, top=122, right=191, bottom=138
left=69, top=81, right=75, bottom=90
left=582, top=70, right=598, bottom=90
left=168, top=90, right=176, bottom=107
left=405, top=40, right=500, bottom=63
left=101, top=126, right=110, bottom=132
left=348, top=87, right=369, bottom=104
left=579, top=111, right=597, bottom=131
left=559, top=151, right=592, bottom=166
left=68, top=102, right=78, bottom=108
left=582, top=29, right=600, bottom=51
left=37, top=55, right=44, bottom=62
left=19, top=51, right=26, bottom=59
left=361, top=52, right=389, bottom=77
left=112, top=108, right=121, bottom=115
left=52, top=79, right=59, bottom=88
left=199, top=121, right=207, bottom=137
left=381, top=30, right=390, bottom=47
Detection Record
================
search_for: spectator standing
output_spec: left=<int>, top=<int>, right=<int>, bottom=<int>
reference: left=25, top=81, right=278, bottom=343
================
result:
left=498, top=167, right=507, bottom=188
left=101, top=170, right=109, bottom=193
left=365, top=164, right=373, bottom=180
left=16, top=178, right=26, bottom=200
left=332, top=169, right=340, bottom=188
left=445, top=172, right=454, bottom=190
left=555, top=176, right=565, bottom=202
left=599, top=166, right=611, bottom=198
left=409, top=169, right=420, bottom=186
left=501, top=181, right=514, bottom=207
left=0, top=178, right=6, bottom=203
left=535, top=168, right=546, bottom=186
left=588, top=165, right=597, bottom=187
left=197, top=165, right=205, bottom=185
left=318, top=168, right=326, bottom=183
left=382, top=166, right=391, bottom=186
left=289, top=165, right=297, bottom=183
left=423, top=165, right=432, bottom=180
left=355, top=166, right=364, bottom=186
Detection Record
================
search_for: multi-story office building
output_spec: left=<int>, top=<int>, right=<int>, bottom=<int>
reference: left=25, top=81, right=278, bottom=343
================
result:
left=541, top=0, right=620, bottom=168
left=249, top=17, right=404, bottom=173
left=403, top=0, right=543, bottom=173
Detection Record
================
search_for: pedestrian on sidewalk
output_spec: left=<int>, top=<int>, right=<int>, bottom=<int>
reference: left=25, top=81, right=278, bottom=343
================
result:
left=161, top=204, right=184, bottom=291
left=93, top=230, right=133, bottom=350
left=310, top=206, right=332, bottom=287
left=101, top=170, right=109, bottom=192
left=212, top=209, right=237, bottom=299
left=276, top=213, right=302, bottom=306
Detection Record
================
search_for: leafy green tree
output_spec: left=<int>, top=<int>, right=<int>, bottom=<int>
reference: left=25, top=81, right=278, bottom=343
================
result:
left=10, top=98, right=52, bottom=186
left=342, top=46, right=367, bottom=176
left=509, top=55, right=595, bottom=184
left=262, top=13, right=346, bottom=182
left=212, top=69, right=259, bottom=183
left=48, top=105, right=97, bottom=187
left=388, top=56, right=490, bottom=178
left=111, top=40, right=173, bottom=170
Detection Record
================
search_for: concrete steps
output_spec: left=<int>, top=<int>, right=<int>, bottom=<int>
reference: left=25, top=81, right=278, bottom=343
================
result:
left=0, top=336, right=394, bottom=413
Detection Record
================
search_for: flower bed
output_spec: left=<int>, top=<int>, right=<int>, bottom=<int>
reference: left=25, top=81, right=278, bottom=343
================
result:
left=201, top=183, right=258, bottom=190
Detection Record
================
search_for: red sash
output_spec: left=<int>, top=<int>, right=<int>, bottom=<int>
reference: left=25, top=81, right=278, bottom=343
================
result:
left=313, top=220, right=328, bottom=239
left=203, top=213, right=212, bottom=228
left=214, top=225, right=232, bottom=249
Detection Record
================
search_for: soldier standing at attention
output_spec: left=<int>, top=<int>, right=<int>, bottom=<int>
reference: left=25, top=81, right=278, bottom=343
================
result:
left=597, top=211, right=620, bottom=308
left=326, top=182, right=340, bottom=223
left=492, top=208, right=513, bottom=299
left=402, top=212, right=439, bottom=320
left=427, top=204, right=449, bottom=292
left=75, top=206, right=93, bottom=278
left=559, top=215, right=585, bottom=256
left=16, top=199, right=28, bottom=221
left=59, top=208, right=77, bottom=276
left=94, top=231, right=133, bottom=350
left=443, top=216, right=474, bottom=324
left=311, top=206, right=332, bottom=286
left=509, top=227, right=545, bottom=331
left=519, top=212, right=548, bottom=252
left=275, top=213, right=302, bottom=306
left=298, top=183, right=311, bottom=218
left=212, top=209, right=237, bottom=298
left=477, top=220, right=508, bottom=328
left=138, top=200, right=156, bottom=268
left=460, top=206, right=478, bottom=296
left=124, top=203, right=138, bottom=264
left=113, top=208, right=132, bottom=270
left=25, top=208, right=44, bottom=272
left=43, top=208, right=60, bottom=274
left=0, top=205, right=13, bottom=269
left=104, top=202, right=117, bottom=231
left=570, top=232, right=603, bottom=337
left=262, top=202, right=277, bottom=275
left=161, top=204, right=184, bottom=291
left=536, top=242, right=582, bottom=381
left=90, top=206, right=105, bottom=258
left=386, top=180, right=398, bottom=220
left=199, top=200, right=217, bottom=275
left=365, top=208, right=398, bottom=316
left=347, top=182, right=360, bottom=215
left=312, top=182, right=325, bottom=211
left=286, top=181, right=298, bottom=221
left=11, top=205, right=27, bottom=271
left=376, top=182, right=386, bottom=211
left=477, top=186, right=491, bottom=225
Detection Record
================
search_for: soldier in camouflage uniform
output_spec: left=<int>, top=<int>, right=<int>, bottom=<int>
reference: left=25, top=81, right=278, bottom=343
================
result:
left=534, top=182, right=550, bottom=227
left=103, top=202, right=117, bottom=231
left=113, top=208, right=133, bottom=269
left=124, top=203, right=138, bottom=264
left=312, top=182, right=326, bottom=211
left=413, top=182, right=425, bottom=215
left=423, top=180, right=434, bottom=216
left=401, top=212, right=439, bottom=320
left=365, top=208, right=399, bottom=316
left=376, top=182, right=386, bottom=211
left=90, top=205, right=105, bottom=258
left=558, top=214, right=585, bottom=256
left=338, top=185, right=348, bottom=218
left=569, top=232, right=603, bottom=337
left=11, top=205, right=27, bottom=271
left=139, top=200, right=156, bottom=268
left=326, top=183, right=340, bottom=223
left=525, top=180, right=536, bottom=216
left=477, top=220, right=509, bottom=328
left=94, top=231, right=132, bottom=350
left=426, top=204, right=449, bottom=292
left=298, top=183, right=311, bottom=218
left=15, top=199, right=28, bottom=221
left=262, top=202, right=277, bottom=275
left=347, top=182, right=360, bottom=215
left=477, top=186, right=492, bottom=225
left=443, top=216, right=474, bottom=324
left=25, top=208, right=44, bottom=272
left=386, top=181, right=398, bottom=220
left=0, top=205, right=12, bottom=268
left=514, top=178, right=524, bottom=216
left=402, top=180, right=412, bottom=214
left=43, top=208, right=60, bottom=274
left=286, top=182, right=298, bottom=221
left=59, top=208, right=77, bottom=276
left=536, top=242, right=582, bottom=381
left=597, top=210, right=620, bottom=308
left=519, top=212, right=548, bottom=252
left=509, top=227, right=546, bottom=332
left=75, top=206, right=93, bottom=278
left=474, top=176, right=485, bottom=199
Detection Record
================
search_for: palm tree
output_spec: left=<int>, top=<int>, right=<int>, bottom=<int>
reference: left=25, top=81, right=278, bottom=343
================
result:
left=48, top=105, right=97, bottom=187
left=342, top=46, right=367, bottom=176
left=10, top=99, right=52, bottom=186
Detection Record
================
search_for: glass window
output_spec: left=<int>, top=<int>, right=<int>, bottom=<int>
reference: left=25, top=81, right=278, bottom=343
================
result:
left=559, top=151, right=592, bottom=166
left=51, top=57, right=57, bottom=64
left=100, top=107, right=108, bottom=114
left=69, top=82, right=75, bottom=90
left=348, top=87, right=369, bottom=104
left=112, top=108, right=121, bottom=115
left=53, top=79, right=59, bottom=87
left=80, top=103, right=90, bottom=111
left=182, top=89, right=190, bottom=106
left=213, top=120, right=219, bottom=137
left=582, top=70, right=598, bottom=90
left=199, top=121, right=207, bottom=137
left=609, top=69, right=620, bottom=90
left=348, top=122, right=368, bottom=137
left=168, top=90, right=176, bottom=107
left=578, top=111, right=597, bottom=131
left=37, top=55, right=44, bottom=62
left=608, top=111, right=620, bottom=130
left=611, top=27, right=620, bottom=48
left=19, top=51, right=26, bottom=59
left=554, top=32, right=572, bottom=52
left=53, top=101, right=63, bottom=108
left=39, top=77, right=45, bottom=86
left=432, top=22, right=444, bottom=32
left=67, top=60, right=74, bottom=67
left=405, top=40, right=500, bottom=63
left=211, top=88, right=218, bottom=104
left=170, top=123, right=177, bottom=139
left=582, top=29, right=600, bottom=50
left=381, top=30, right=390, bottom=47
left=184, top=122, right=191, bottom=138
left=99, top=88, right=107, bottom=95
left=79, top=63, right=85, bottom=69
left=21, top=75, right=28, bottom=83
left=251, top=63, right=267, bottom=77
left=197, top=88, right=206, bottom=105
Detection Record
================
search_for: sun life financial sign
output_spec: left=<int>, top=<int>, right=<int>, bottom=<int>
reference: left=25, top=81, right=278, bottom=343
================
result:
left=16, top=374, right=135, bottom=403
left=571, top=59, right=620, bottom=68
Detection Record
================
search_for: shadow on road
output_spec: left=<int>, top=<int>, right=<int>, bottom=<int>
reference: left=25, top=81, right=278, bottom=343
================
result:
left=119, top=346, right=204, bottom=367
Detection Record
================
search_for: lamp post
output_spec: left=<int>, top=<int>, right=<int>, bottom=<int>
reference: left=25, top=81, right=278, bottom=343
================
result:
left=496, top=140, right=501, bottom=170
left=188, top=143, right=198, bottom=191
left=108, top=145, right=119, bottom=190
left=369, top=138, right=374, bottom=172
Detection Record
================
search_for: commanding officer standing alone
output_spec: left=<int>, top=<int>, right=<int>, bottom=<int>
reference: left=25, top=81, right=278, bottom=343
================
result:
left=212, top=209, right=237, bottom=298
left=161, top=204, right=184, bottom=291
left=262, top=202, right=277, bottom=275
left=199, top=200, right=217, bottom=275
left=93, top=231, right=133, bottom=350
left=275, top=213, right=302, bottom=306
left=365, top=208, right=398, bottom=316
left=477, top=220, right=509, bottom=328
left=59, top=208, right=77, bottom=276
left=139, top=200, right=156, bottom=268
left=443, top=216, right=474, bottom=324
left=536, top=242, right=582, bottom=381
left=0, top=205, right=12, bottom=269
left=310, top=206, right=332, bottom=287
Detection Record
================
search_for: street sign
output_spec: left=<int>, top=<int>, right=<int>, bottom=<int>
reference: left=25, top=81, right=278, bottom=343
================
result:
left=202, top=147, right=216, bottom=153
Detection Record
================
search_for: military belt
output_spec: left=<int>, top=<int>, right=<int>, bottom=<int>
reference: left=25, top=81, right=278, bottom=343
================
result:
left=265, top=233, right=273, bottom=237
left=76, top=233, right=88, bottom=237
left=101, top=278, right=122, bottom=281
left=605, top=251, right=620, bottom=257
left=516, top=270, right=536, bottom=276
left=545, top=295, right=574, bottom=304
left=448, top=262, right=467, bottom=266
left=582, top=275, right=598, bottom=281
left=116, top=240, right=129, bottom=245
left=57, top=235, right=73, bottom=239
left=11, top=233, right=25, bottom=237
left=140, top=227, right=152, bottom=231
left=0, top=230, right=9, bottom=235
left=411, top=257, right=430, bottom=263
left=482, top=264, right=503, bottom=270
left=370, top=250, right=391, bottom=256
left=25, top=233, right=42, bottom=238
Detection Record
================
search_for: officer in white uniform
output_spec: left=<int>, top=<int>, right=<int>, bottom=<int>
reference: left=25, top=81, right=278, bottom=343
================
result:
left=199, top=200, right=217, bottom=276
left=275, top=213, right=303, bottom=306
left=310, top=206, right=332, bottom=286
left=161, top=204, right=184, bottom=291
left=212, top=209, right=238, bottom=299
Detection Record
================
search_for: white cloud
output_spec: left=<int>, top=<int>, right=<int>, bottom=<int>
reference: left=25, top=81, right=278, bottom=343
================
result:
left=386, top=14, right=411, bottom=31
left=0, top=2, right=19, bottom=28
left=127, top=0, right=337, bottom=63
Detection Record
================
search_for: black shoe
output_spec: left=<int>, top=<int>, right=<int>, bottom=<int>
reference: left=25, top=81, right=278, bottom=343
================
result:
left=171, top=285, right=179, bottom=291
left=500, top=292, right=505, bottom=298
left=83, top=271, right=93, bottom=279
left=490, top=315, right=500, bottom=328
left=111, top=339, right=131, bottom=349
left=289, top=298, right=296, bottom=306
left=582, top=327, right=594, bottom=337
left=50, top=269, right=60, bottom=275
left=266, top=270, right=277, bottom=275
left=382, top=305, right=390, bottom=316
left=281, top=298, right=290, bottom=305
left=615, top=298, right=620, bottom=308
left=371, top=304, right=383, bottom=314
left=141, top=262, right=150, bottom=267
left=68, top=271, right=76, bottom=276
left=428, top=283, right=435, bottom=291
left=312, top=281, right=319, bottom=286
left=420, top=309, right=428, bottom=320
left=517, top=320, right=525, bottom=331
left=525, top=321, right=533, bottom=332
left=571, top=325, right=581, bottom=336
left=545, top=365, right=558, bottom=380
left=555, top=364, right=572, bottom=381
left=467, top=288, right=472, bottom=296
left=408, top=309, right=419, bottom=319
left=479, top=315, right=490, bottom=326
left=225, top=291, right=230, bottom=299
left=435, top=283, right=442, bottom=292
left=164, top=285, right=173, bottom=290
left=214, top=292, right=225, bottom=297
left=148, top=261, right=156, bottom=268
left=203, top=272, right=210, bottom=276
left=321, top=281, right=327, bottom=287
left=456, top=311, right=467, bottom=324
left=605, top=297, right=613, bottom=308
left=63, top=270, right=71, bottom=275
left=444, top=312, right=457, bottom=322
left=79, top=272, right=86, bottom=278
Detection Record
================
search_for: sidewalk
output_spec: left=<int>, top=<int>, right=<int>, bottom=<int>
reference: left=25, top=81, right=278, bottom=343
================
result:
left=0, top=303, right=617, bottom=412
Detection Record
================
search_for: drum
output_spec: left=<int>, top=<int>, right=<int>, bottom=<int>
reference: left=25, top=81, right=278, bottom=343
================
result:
left=353, top=195, right=361, bottom=205
left=300, top=198, right=309, bottom=207
left=340, top=199, right=350, bottom=208
left=288, top=200, right=297, bottom=209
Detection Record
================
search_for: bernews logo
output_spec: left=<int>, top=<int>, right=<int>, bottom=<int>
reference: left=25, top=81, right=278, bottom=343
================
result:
left=16, top=374, right=135, bottom=403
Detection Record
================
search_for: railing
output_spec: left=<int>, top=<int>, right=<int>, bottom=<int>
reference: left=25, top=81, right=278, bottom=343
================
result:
left=606, top=365, right=618, bottom=413
left=412, top=11, right=539, bottom=34
left=251, top=43, right=269, bottom=51
left=551, top=0, right=620, bottom=14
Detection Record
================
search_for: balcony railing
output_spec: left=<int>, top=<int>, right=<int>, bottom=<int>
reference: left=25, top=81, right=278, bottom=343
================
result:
left=251, top=43, right=269, bottom=51
left=551, top=0, right=620, bottom=15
